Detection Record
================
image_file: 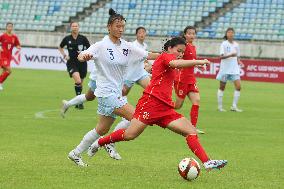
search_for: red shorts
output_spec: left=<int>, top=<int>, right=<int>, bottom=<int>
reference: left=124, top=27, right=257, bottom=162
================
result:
left=174, top=81, right=199, bottom=99
left=133, top=94, right=183, bottom=128
left=0, top=58, right=11, bottom=67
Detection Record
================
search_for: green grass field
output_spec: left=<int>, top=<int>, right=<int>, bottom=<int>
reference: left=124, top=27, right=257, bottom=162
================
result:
left=0, top=69, right=283, bottom=189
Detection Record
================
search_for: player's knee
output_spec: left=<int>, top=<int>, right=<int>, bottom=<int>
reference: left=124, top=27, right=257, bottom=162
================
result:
left=192, top=98, right=200, bottom=105
left=86, top=93, right=95, bottom=101
left=96, top=127, right=109, bottom=136
left=124, top=132, right=137, bottom=141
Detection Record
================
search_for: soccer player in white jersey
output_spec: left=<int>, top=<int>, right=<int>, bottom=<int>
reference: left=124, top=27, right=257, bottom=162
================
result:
left=123, top=26, right=150, bottom=96
left=67, top=9, right=159, bottom=166
left=216, top=28, right=244, bottom=112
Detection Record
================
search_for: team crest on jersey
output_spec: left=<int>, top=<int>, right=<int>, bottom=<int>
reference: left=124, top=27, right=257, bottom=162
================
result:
left=179, top=90, right=184, bottom=96
left=122, top=49, right=129, bottom=56
left=142, top=112, right=150, bottom=120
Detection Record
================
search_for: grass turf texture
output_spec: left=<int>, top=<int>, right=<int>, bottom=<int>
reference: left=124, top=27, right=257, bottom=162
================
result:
left=0, top=69, right=283, bottom=189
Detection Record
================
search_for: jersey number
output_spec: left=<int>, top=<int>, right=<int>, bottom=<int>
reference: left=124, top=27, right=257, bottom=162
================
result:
left=107, top=48, right=114, bottom=60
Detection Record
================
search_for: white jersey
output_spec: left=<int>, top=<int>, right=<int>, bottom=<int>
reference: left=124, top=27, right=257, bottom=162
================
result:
left=82, top=35, right=148, bottom=97
left=125, top=40, right=148, bottom=81
left=219, top=40, right=240, bottom=75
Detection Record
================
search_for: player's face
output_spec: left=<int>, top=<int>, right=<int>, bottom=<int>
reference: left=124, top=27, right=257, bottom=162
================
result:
left=184, top=29, right=196, bottom=43
left=108, top=19, right=125, bottom=39
left=169, top=44, right=185, bottom=59
left=71, top=23, right=79, bottom=34
left=226, top=30, right=234, bottom=40
left=136, top=29, right=146, bottom=41
left=6, top=24, right=13, bottom=33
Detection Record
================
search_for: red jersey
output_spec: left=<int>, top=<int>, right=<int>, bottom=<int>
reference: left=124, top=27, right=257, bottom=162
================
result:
left=175, top=43, right=196, bottom=84
left=144, top=53, right=177, bottom=107
left=0, top=33, right=20, bottom=61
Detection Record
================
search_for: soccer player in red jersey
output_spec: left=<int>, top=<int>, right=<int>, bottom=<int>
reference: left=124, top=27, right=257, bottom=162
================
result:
left=0, top=22, right=21, bottom=91
left=174, top=26, right=205, bottom=134
left=88, top=37, right=227, bottom=171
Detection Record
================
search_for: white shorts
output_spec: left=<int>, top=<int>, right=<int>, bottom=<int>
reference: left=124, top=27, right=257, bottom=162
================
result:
left=97, top=94, right=128, bottom=118
left=216, top=73, right=240, bottom=83
left=124, top=73, right=150, bottom=88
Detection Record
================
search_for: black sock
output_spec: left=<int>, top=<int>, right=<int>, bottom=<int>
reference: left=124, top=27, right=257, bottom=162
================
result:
left=74, top=83, right=82, bottom=96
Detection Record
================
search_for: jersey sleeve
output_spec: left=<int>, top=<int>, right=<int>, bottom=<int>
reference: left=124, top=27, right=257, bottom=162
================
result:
left=128, top=42, right=148, bottom=63
left=163, top=54, right=176, bottom=67
left=84, top=36, right=90, bottom=49
left=81, top=42, right=100, bottom=59
left=14, top=35, right=20, bottom=47
left=59, top=37, right=67, bottom=48
left=219, top=42, right=225, bottom=55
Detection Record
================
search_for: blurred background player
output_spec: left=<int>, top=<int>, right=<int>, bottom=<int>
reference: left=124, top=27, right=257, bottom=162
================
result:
left=174, top=26, right=205, bottom=134
left=123, top=26, right=150, bottom=96
left=0, top=22, right=21, bottom=91
left=217, top=27, right=243, bottom=112
left=58, top=22, right=90, bottom=109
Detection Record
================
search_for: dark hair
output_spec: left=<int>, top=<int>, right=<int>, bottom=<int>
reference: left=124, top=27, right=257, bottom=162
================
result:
left=183, top=26, right=196, bottom=35
left=6, top=22, right=13, bottom=27
left=108, top=8, right=126, bottom=25
left=70, top=22, right=79, bottom=27
left=135, top=26, right=146, bottom=34
left=163, top=37, right=186, bottom=51
left=224, top=27, right=235, bottom=40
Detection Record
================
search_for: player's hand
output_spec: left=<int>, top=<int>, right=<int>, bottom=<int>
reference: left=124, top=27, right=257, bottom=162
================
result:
left=0, top=47, right=3, bottom=52
left=230, top=52, right=237, bottom=57
left=64, top=55, right=70, bottom=61
left=238, top=61, right=245, bottom=67
left=196, top=64, right=206, bottom=72
left=78, top=53, right=93, bottom=61
left=200, top=59, right=210, bottom=65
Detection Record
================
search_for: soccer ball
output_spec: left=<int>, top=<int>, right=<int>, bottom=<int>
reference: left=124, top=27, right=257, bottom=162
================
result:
left=178, top=157, right=201, bottom=181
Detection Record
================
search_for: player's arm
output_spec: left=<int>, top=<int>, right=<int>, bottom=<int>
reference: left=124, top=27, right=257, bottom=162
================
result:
left=169, top=59, right=210, bottom=68
left=237, top=57, right=244, bottom=67
left=58, top=37, right=69, bottom=60
left=220, top=53, right=237, bottom=59
left=78, top=43, right=98, bottom=62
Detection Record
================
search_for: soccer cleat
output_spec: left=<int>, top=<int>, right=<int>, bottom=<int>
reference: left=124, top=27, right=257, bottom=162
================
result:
left=0, top=83, right=3, bottom=91
left=197, top=129, right=205, bottom=134
left=230, top=106, right=243, bottom=112
left=87, top=140, right=100, bottom=157
left=104, top=143, right=122, bottom=160
left=68, top=150, right=88, bottom=167
left=204, top=160, right=228, bottom=171
left=218, top=107, right=227, bottom=112
left=61, top=100, right=69, bottom=118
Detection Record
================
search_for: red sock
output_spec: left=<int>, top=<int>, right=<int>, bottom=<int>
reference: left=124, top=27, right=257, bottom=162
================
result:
left=0, top=71, right=10, bottom=83
left=190, top=105, right=199, bottom=127
left=98, top=129, right=126, bottom=146
left=186, top=134, right=209, bottom=163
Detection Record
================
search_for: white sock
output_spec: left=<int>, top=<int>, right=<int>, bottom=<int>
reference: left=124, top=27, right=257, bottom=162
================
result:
left=66, top=94, right=86, bottom=107
left=73, top=128, right=100, bottom=155
left=232, top=90, right=240, bottom=108
left=113, top=118, right=130, bottom=131
left=217, top=89, right=224, bottom=109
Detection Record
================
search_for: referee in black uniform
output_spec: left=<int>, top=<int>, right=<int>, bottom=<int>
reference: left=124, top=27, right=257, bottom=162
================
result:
left=59, top=22, right=90, bottom=109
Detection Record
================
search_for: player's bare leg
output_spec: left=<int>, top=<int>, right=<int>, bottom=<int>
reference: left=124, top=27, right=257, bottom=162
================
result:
left=0, top=66, right=12, bottom=91
left=217, top=81, right=226, bottom=112
left=231, top=79, right=242, bottom=112
left=137, top=76, right=150, bottom=89
left=167, top=117, right=227, bottom=171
